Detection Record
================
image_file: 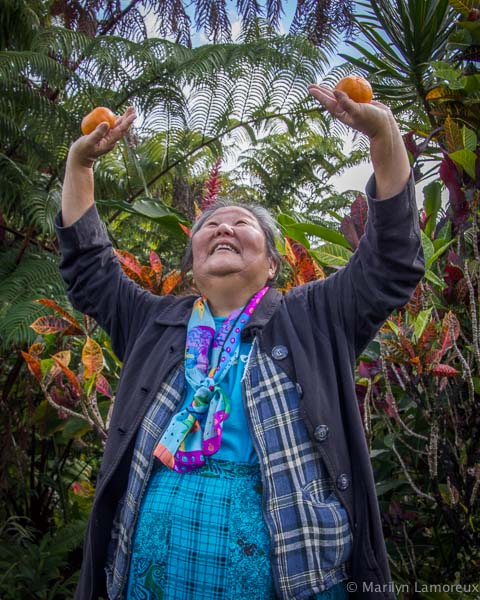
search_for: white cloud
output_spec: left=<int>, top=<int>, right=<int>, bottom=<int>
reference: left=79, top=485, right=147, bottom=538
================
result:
left=231, top=18, right=243, bottom=42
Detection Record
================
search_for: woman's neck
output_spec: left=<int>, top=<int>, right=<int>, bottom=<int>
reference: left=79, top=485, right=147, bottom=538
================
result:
left=200, top=282, right=266, bottom=316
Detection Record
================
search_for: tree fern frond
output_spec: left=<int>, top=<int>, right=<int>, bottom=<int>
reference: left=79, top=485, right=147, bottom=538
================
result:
left=0, top=249, right=64, bottom=306
left=194, top=0, right=231, bottom=43
left=0, top=246, right=70, bottom=351
left=0, top=300, right=48, bottom=351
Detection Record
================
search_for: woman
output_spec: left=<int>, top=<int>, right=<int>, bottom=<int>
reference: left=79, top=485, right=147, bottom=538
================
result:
left=56, top=85, right=425, bottom=600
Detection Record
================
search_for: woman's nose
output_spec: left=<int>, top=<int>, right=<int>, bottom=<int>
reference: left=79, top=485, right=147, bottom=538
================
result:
left=215, top=222, right=234, bottom=235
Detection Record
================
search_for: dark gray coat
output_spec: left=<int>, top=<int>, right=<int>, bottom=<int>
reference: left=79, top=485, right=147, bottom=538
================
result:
left=55, top=174, right=424, bottom=600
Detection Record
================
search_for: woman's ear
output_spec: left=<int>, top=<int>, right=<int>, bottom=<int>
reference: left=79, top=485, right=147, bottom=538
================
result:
left=268, top=258, right=277, bottom=280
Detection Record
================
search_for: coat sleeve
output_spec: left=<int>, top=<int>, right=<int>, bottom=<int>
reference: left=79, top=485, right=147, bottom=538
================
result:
left=307, top=171, right=425, bottom=358
left=55, top=203, right=157, bottom=362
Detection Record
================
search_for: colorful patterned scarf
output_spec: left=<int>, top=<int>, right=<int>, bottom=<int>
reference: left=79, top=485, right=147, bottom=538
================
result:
left=154, top=286, right=269, bottom=472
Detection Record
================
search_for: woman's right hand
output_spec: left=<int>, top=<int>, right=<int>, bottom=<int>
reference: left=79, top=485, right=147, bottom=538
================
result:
left=68, top=106, right=137, bottom=168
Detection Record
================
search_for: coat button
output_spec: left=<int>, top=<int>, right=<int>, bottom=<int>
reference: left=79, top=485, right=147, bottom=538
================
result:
left=314, top=424, right=329, bottom=442
left=336, top=473, right=350, bottom=491
left=271, top=345, right=288, bottom=360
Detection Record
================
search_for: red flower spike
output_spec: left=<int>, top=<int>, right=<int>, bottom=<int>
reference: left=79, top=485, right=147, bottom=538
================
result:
left=202, top=158, right=222, bottom=211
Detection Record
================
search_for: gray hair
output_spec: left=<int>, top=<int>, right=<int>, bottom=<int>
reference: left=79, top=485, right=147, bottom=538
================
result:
left=181, top=199, right=283, bottom=284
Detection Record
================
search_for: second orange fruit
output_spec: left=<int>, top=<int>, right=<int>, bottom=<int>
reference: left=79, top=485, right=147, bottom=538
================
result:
left=335, top=76, right=373, bottom=103
left=81, top=107, right=116, bottom=135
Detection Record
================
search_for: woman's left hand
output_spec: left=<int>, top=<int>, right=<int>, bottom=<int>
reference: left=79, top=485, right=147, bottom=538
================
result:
left=308, top=84, right=411, bottom=200
left=308, top=84, right=396, bottom=141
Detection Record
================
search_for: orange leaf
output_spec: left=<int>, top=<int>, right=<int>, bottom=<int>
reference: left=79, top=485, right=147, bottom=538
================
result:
left=82, top=336, right=104, bottom=379
left=34, top=299, right=83, bottom=333
left=161, top=270, right=183, bottom=295
left=286, top=237, right=325, bottom=284
left=179, top=223, right=192, bottom=237
left=115, top=249, right=142, bottom=275
left=52, top=356, right=82, bottom=396
left=283, top=238, right=296, bottom=269
left=21, top=351, right=42, bottom=382
left=31, top=315, right=73, bottom=334
left=139, top=265, right=155, bottom=290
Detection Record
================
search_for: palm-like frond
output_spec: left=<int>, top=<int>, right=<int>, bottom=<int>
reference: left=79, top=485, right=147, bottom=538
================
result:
left=340, top=0, right=456, bottom=114
left=0, top=245, right=69, bottom=352
left=12, top=0, right=354, bottom=48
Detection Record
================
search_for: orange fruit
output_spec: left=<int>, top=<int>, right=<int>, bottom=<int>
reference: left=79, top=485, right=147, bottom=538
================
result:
left=335, top=75, right=373, bottom=103
left=81, top=107, right=116, bottom=135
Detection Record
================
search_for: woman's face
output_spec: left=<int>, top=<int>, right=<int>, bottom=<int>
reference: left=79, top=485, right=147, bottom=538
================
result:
left=191, top=206, right=274, bottom=291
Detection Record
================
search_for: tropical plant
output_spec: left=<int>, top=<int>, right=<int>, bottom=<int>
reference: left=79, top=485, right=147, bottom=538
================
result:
left=7, top=0, right=354, bottom=48
left=344, top=0, right=480, bottom=586
left=0, top=517, right=85, bottom=599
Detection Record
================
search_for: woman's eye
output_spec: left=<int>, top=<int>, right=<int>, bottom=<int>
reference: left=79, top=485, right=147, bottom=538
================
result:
left=236, top=220, right=248, bottom=225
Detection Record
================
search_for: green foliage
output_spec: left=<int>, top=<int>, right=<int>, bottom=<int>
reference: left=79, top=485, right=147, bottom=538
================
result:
left=346, top=0, right=480, bottom=586
left=0, top=245, right=68, bottom=352
left=0, top=517, right=84, bottom=599
left=342, top=0, right=456, bottom=111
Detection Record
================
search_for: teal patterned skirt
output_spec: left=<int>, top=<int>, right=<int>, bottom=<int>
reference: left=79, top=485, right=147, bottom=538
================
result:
left=125, top=458, right=349, bottom=600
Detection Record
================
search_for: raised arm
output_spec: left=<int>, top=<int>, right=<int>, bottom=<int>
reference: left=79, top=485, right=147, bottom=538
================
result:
left=303, top=84, right=425, bottom=357
left=62, top=107, right=136, bottom=226
left=56, top=108, right=158, bottom=361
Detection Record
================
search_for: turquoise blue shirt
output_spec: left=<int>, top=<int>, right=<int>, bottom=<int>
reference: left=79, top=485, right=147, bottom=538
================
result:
left=178, top=315, right=258, bottom=464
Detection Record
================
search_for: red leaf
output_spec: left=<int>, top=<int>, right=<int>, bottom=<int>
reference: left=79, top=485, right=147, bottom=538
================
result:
left=96, top=374, right=113, bottom=398
left=398, top=333, right=416, bottom=359
left=340, top=194, right=367, bottom=250
left=115, top=249, right=142, bottom=275
left=350, top=193, right=368, bottom=238
left=403, top=132, right=420, bottom=159
left=340, top=216, right=360, bottom=250
left=432, top=364, right=460, bottom=376
left=419, top=319, right=437, bottom=349
left=149, top=251, right=163, bottom=276
left=21, top=351, right=42, bottom=382
left=439, top=156, right=469, bottom=229
left=52, top=356, right=82, bottom=397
